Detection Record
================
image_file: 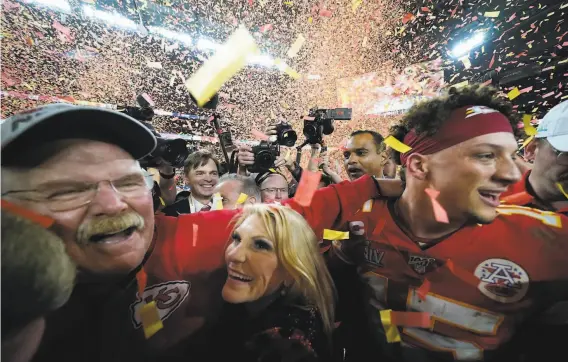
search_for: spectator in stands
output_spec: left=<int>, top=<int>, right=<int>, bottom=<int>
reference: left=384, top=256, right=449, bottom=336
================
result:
left=162, top=150, right=220, bottom=215
left=255, top=171, right=290, bottom=203
left=213, top=174, right=261, bottom=210
left=501, top=100, right=568, bottom=215
left=343, top=130, right=387, bottom=180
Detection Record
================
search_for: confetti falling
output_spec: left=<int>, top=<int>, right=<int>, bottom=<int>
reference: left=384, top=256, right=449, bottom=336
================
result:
left=424, top=187, right=449, bottom=224
left=1, top=0, right=566, bottom=174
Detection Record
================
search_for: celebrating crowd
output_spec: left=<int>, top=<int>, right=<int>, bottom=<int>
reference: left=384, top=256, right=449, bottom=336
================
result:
left=2, top=84, right=567, bottom=362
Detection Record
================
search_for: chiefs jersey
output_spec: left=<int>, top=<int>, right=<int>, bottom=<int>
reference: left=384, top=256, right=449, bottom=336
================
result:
left=33, top=174, right=380, bottom=362
left=330, top=198, right=568, bottom=361
left=501, top=170, right=568, bottom=216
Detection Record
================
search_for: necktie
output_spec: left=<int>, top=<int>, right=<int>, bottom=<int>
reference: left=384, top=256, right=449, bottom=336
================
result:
left=200, top=205, right=211, bottom=212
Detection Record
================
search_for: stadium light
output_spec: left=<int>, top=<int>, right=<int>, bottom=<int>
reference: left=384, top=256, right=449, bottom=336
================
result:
left=28, top=0, right=71, bottom=12
left=197, top=38, right=220, bottom=51
left=148, top=27, right=193, bottom=46
left=451, top=32, right=485, bottom=58
left=82, top=5, right=138, bottom=30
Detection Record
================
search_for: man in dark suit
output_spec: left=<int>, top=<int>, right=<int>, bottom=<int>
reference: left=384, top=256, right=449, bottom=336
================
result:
left=161, top=150, right=220, bottom=216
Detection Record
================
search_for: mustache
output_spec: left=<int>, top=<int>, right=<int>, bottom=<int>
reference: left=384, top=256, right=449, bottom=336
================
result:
left=76, top=212, right=145, bottom=245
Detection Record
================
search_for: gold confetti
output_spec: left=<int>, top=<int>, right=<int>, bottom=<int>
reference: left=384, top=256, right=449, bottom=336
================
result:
left=384, top=135, right=412, bottom=153
left=484, top=11, right=500, bottom=17
left=185, top=26, right=258, bottom=107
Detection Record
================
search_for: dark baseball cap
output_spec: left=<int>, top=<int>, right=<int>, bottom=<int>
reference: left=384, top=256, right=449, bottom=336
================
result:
left=1, top=103, right=157, bottom=165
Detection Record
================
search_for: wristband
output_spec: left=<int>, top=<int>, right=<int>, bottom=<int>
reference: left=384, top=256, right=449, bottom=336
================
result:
left=159, top=171, right=176, bottom=179
left=372, top=175, right=383, bottom=196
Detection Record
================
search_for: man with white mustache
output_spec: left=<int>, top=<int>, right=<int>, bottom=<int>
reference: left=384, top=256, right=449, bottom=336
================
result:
left=0, top=104, right=402, bottom=362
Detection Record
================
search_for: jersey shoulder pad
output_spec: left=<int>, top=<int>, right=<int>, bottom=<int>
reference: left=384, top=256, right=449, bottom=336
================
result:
left=496, top=204, right=565, bottom=229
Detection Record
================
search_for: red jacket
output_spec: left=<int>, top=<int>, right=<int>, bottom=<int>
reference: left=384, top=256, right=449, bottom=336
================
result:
left=33, top=175, right=380, bottom=362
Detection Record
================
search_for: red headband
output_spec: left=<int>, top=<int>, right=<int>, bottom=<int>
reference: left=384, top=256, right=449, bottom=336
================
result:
left=399, top=106, right=514, bottom=165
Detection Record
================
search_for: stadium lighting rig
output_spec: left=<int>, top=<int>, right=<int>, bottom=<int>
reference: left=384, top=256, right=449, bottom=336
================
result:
left=19, top=0, right=295, bottom=74
left=450, top=32, right=486, bottom=58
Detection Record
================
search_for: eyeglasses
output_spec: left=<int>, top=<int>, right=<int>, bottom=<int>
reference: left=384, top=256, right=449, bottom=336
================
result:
left=546, top=140, right=568, bottom=165
left=260, top=188, right=288, bottom=195
left=1, top=173, right=154, bottom=212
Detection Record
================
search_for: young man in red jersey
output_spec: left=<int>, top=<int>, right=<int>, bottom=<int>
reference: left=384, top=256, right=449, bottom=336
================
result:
left=327, top=85, right=568, bottom=362
left=501, top=100, right=568, bottom=215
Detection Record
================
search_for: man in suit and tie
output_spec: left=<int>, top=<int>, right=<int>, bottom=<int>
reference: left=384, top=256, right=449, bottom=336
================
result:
left=162, top=150, right=220, bottom=216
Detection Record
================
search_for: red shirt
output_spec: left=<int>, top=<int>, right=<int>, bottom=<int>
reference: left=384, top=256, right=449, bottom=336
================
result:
left=501, top=170, right=568, bottom=215
left=329, top=199, right=568, bottom=361
left=34, top=175, right=380, bottom=362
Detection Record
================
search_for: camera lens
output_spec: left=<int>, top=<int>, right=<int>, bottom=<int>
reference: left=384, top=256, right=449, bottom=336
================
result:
left=161, top=139, right=189, bottom=168
left=303, top=123, right=318, bottom=139
left=256, top=150, right=274, bottom=169
left=280, top=130, right=297, bottom=147
left=276, top=124, right=297, bottom=147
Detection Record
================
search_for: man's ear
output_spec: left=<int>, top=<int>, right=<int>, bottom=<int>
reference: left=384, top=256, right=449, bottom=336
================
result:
left=245, top=196, right=257, bottom=205
left=406, top=154, right=428, bottom=181
left=524, top=138, right=538, bottom=161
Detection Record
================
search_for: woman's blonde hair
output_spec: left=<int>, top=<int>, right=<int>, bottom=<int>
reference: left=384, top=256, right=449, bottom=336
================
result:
left=231, top=204, right=336, bottom=337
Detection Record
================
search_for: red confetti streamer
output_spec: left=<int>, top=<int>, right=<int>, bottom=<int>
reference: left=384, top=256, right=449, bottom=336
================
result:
left=251, top=129, right=269, bottom=140
left=402, top=13, right=415, bottom=24
left=192, top=224, right=198, bottom=247
left=424, top=187, right=449, bottom=223
left=416, top=279, right=431, bottom=301
left=390, top=311, right=431, bottom=328
left=1, top=199, right=55, bottom=228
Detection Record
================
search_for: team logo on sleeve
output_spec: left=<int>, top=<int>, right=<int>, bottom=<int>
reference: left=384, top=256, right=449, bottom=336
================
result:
left=474, top=259, right=529, bottom=303
left=130, top=281, right=191, bottom=328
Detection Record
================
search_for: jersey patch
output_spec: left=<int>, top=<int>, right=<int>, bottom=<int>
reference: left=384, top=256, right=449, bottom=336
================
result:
left=407, top=255, right=437, bottom=274
left=130, top=281, right=191, bottom=328
left=474, top=259, right=529, bottom=303
left=349, top=221, right=365, bottom=236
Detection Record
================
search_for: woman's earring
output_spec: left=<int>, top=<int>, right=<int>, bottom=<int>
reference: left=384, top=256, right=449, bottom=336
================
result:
left=281, top=284, right=288, bottom=296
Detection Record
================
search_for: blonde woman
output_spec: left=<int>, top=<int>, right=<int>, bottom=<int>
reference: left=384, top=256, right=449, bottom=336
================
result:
left=192, top=204, right=337, bottom=362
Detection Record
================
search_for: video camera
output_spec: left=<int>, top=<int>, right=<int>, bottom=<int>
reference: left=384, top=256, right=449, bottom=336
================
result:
left=119, top=94, right=192, bottom=169
left=248, top=122, right=298, bottom=173
left=303, top=108, right=352, bottom=145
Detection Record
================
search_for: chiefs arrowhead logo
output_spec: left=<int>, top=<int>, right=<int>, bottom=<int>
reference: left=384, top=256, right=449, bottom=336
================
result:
left=130, top=281, right=191, bottom=329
